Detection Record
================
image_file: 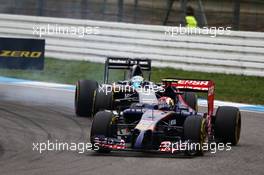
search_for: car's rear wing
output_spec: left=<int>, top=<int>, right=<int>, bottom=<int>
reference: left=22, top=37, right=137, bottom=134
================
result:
left=162, top=78, right=215, bottom=116
left=104, top=57, right=152, bottom=83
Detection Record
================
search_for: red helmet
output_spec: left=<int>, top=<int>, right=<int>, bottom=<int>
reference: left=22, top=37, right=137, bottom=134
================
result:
left=158, top=97, right=174, bottom=110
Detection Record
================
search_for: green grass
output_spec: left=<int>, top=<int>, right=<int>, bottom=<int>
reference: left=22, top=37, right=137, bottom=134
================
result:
left=0, top=57, right=263, bottom=105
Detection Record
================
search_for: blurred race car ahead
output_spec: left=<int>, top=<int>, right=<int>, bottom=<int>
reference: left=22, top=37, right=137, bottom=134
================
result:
left=75, top=57, right=241, bottom=156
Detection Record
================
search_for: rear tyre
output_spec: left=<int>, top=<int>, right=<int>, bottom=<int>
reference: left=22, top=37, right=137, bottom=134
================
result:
left=75, top=80, right=98, bottom=117
left=93, top=87, right=113, bottom=115
left=184, top=115, right=206, bottom=156
left=90, top=111, right=115, bottom=153
left=214, top=106, right=241, bottom=145
left=182, top=92, right=198, bottom=111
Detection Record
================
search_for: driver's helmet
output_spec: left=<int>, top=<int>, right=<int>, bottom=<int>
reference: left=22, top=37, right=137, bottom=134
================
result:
left=131, top=75, right=144, bottom=89
left=158, top=96, right=174, bottom=110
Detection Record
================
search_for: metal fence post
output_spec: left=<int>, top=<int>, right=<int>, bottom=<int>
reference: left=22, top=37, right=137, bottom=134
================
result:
left=118, top=0, right=124, bottom=22
left=81, top=0, right=88, bottom=19
left=101, top=0, right=107, bottom=18
left=233, top=0, right=241, bottom=30
left=37, top=0, right=44, bottom=16
left=134, top=0, right=138, bottom=23
left=180, top=0, right=188, bottom=26
left=197, top=0, right=207, bottom=27
left=163, top=0, right=175, bottom=25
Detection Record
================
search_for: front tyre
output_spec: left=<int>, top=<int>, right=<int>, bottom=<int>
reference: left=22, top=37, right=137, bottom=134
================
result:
left=90, top=111, right=115, bottom=153
left=75, top=80, right=98, bottom=117
left=93, top=87, right=113, bottom=115
left=184, top=115, right=206, bottom=156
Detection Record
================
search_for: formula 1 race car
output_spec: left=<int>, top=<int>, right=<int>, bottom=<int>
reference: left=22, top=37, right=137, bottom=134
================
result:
left=75, top=57, right=153, bottom=117
left=75, top=57, right=241, bottom=156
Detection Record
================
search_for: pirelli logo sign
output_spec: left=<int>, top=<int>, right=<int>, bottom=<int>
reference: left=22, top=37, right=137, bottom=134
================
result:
left=0, top=37, right=45, bottom=70
left=0, top=50, right=42, bottom=58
